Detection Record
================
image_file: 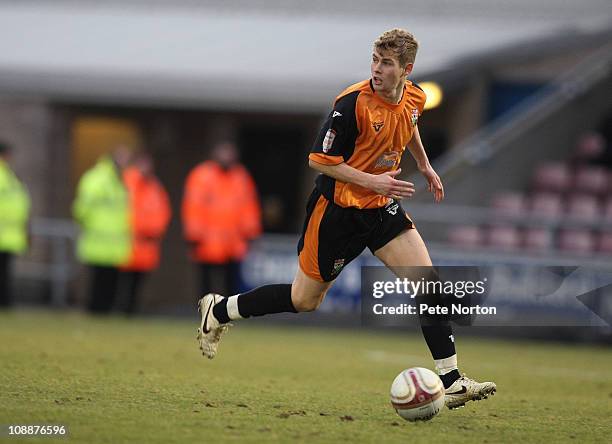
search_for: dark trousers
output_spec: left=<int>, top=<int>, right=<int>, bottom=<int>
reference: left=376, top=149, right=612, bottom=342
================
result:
left=121, top=271, right=145, bottom=315
left=199, top=261, right=240, bottom=298
left=0, top=252, right=12, bottom=307
left=88, top=265, right=119, bottom=314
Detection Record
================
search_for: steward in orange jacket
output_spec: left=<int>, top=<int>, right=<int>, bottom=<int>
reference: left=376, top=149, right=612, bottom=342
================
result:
left=121, top=153, right=171, bottom=313
left=182, top=141, right=261, bottom=296
left=123, top=168, right=171, bottom=271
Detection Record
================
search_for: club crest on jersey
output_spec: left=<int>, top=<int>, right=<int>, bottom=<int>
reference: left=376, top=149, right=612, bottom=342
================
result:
left=332, top=258, right=345, bottom=275
left=372, top=121, right=384, bottom=132
left=411, top=108, right=419, bottom=126
left=322, top=129, right=336, bottom=153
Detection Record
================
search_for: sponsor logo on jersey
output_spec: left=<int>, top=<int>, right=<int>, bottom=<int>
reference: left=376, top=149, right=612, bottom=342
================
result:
left=332, top=258, right=345, bottom=275
left=372, top=121, right=384, bottom=132
left=322, top=129, right=336, bottom=153
left=332, top=111, right=342, bottom=118
left=374, top=151, right=399, bottom=169
left=411, top=108, right=419, bottom=126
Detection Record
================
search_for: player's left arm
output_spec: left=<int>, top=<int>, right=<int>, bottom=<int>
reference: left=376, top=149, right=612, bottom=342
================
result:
left=406, top=125, right=444, bottom=203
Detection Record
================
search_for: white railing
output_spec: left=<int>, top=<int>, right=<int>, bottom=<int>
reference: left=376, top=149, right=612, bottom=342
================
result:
left=406, top=202, right=612, bottom=231
left=19, top=218, right=77, bottom=306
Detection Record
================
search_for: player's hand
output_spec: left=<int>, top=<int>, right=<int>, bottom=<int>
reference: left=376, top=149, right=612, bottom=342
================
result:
left=419, top=163, right=444, bottom=203
left=368, top=168, right=415, bottom=200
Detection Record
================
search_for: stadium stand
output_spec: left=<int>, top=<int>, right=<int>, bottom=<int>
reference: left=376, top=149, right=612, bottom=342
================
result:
left=448, top=128, right=612, bottom=256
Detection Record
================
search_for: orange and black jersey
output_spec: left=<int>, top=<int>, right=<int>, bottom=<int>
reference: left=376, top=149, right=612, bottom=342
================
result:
left=309, top=79, right=426, bottom=209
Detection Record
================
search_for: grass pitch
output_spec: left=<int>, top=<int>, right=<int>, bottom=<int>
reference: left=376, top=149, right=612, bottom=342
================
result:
left=1, top=311, right=610, bottom=443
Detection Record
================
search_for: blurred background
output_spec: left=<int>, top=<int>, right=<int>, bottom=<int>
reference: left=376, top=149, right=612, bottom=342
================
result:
left=1, top=0, right=611, bottom=339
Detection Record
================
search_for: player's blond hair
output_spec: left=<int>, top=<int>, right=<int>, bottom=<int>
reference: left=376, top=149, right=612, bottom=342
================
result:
left=373, top=28, right=419, bottom=66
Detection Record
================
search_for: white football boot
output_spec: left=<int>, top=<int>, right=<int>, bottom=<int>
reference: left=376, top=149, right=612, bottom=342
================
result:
left=196, top=293, right=231, bottom=359
left=444, top=374, right=497, bottom=409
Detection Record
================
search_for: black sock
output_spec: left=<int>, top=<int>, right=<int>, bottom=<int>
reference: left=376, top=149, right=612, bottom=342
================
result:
left=420, top=324, right=457, bottom=361
left=212, top=284, right=296, bottom=324
left=415, top=271, right=458, bottom=385
left=420, top=322, right=460, bottom=388
left=440, top=370, right=461, bottom=389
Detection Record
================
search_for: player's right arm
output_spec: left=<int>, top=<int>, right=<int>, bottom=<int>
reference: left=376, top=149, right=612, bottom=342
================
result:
left=308, top=160, right=414, bottom=200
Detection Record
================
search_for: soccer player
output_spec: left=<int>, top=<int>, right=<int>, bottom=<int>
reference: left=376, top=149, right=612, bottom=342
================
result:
left=197, top=28, right=496, bottom=409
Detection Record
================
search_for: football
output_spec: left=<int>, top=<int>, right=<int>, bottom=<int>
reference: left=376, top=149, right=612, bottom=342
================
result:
left=390, top=367, right=445, bottom=421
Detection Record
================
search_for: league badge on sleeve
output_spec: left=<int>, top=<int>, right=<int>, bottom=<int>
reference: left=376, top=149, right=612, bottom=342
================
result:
left=411, top=108, right=419, bottom=126
left=322, top=129, right=337, bottom=153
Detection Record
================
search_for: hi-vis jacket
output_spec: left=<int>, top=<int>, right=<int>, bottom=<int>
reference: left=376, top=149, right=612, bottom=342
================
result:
left=182, top=161, right=261, bottom=263
left=0, top=159, right=30, bottom=254
left=122, top=167, right=171, bottom=272
left=72, top=156, right=130, bottom=266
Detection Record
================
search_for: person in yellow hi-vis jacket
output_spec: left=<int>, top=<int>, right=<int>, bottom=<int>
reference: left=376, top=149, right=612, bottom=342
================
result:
left=0, top=141, right=30, bottom=307
left=73, top=147, right=132, bottom=313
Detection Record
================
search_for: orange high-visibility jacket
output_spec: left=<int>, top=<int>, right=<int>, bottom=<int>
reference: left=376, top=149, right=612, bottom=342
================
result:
left=182, top=161, right=262, bottom=264
left=122, top=167, right=172, bottom=271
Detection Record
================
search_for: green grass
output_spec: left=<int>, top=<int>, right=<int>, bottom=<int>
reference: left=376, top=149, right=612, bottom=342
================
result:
left=1, top=311, right=611, bottom=443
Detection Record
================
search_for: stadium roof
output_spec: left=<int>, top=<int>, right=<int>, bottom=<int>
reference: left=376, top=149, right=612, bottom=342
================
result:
left=0, top=0, right=611, bottom=111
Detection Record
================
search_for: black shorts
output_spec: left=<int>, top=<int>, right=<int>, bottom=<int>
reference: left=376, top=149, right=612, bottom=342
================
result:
left=297, top=188, right=414, bottom=282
